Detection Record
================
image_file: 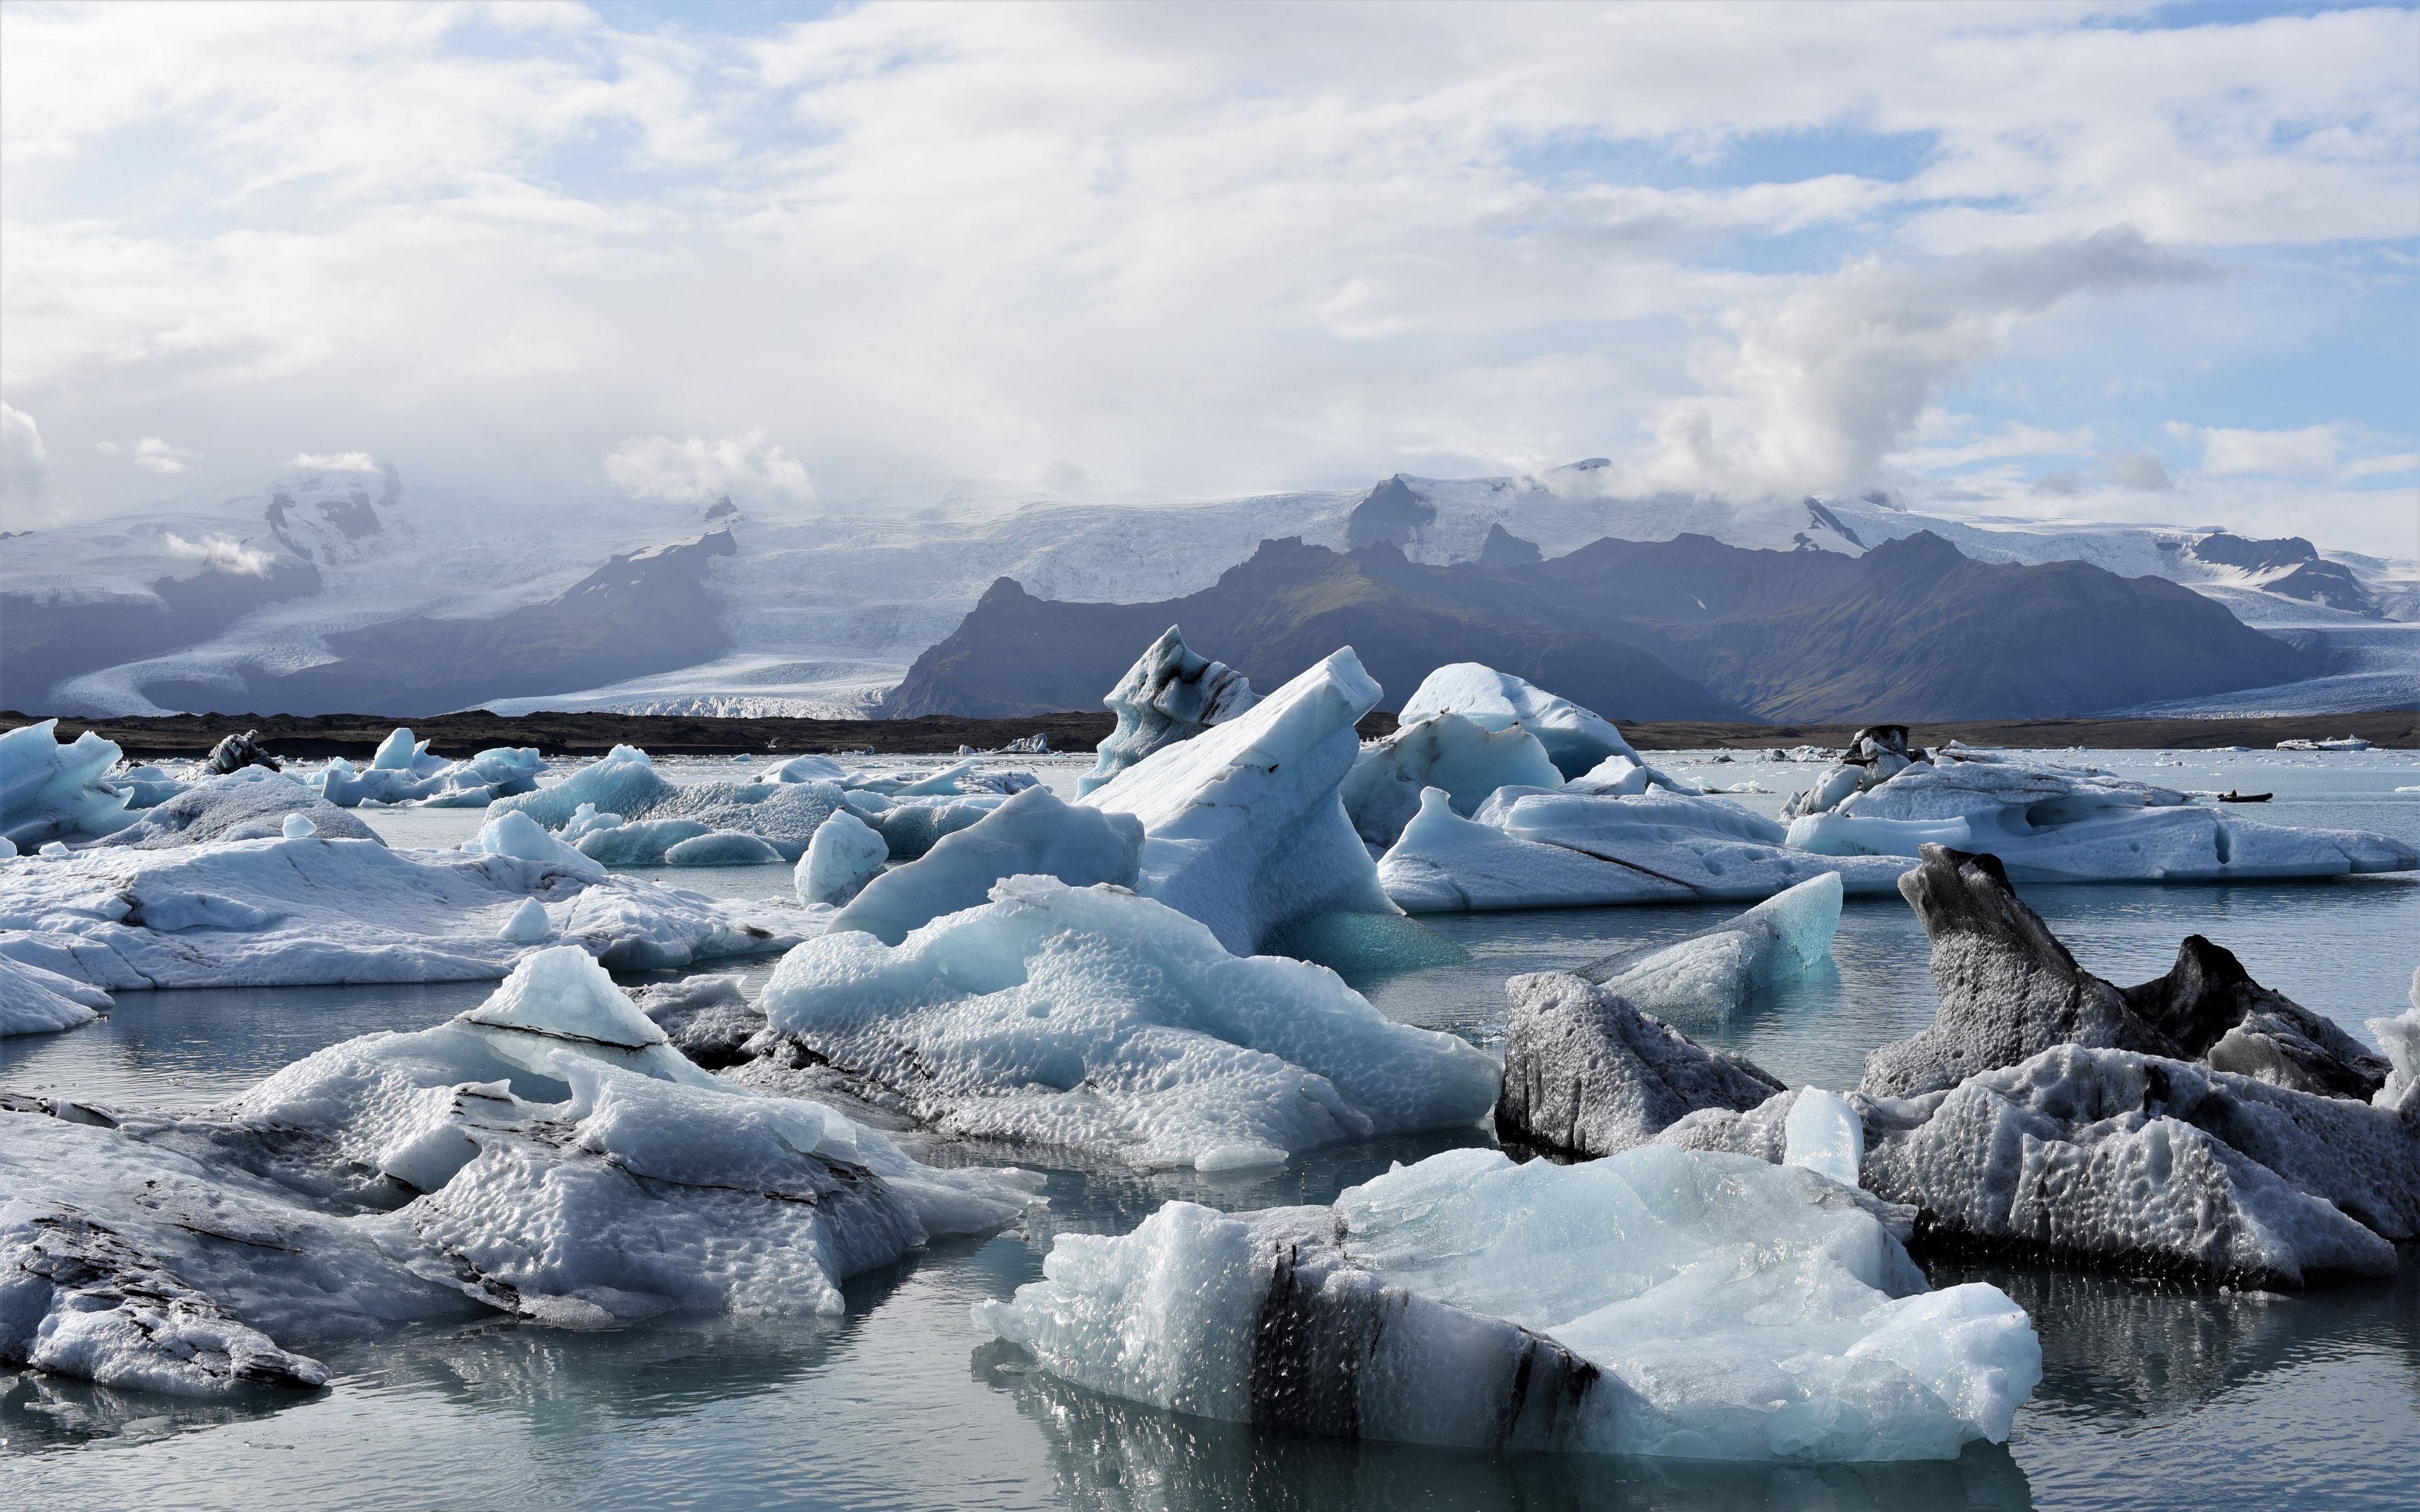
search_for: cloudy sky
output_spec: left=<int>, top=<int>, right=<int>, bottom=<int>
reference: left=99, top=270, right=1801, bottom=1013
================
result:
left=2, top=1, right=2414, bottom=553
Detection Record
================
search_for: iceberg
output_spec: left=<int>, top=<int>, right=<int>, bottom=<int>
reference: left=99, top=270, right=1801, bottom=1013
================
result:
left=0, top=719, right=135, bottom=847
left=1080, top=649, right=1403, bottom=957
left=1785, top=748, right=2416, bottom=882
left=2371, top=968, right=2420, bottom=1110
left=1339, top=711, right=1562, bottom=849
left=1, top=949, right=1036, bottom=1395
left=629, top=971, right=764, bottom=1068
left=865, top=791, right=1015, bottom=859
left=1575, top=872, right=1842, bottom=1016
left=202, top=729, right=280, bottom=774
left=797, top=810, right=889, bottom=907
left=1862, top=845, right=2390, bottom=1099
left=754, top=875, right=1498, bottom=1171
left=976, top=1143, right=2040, bottom=1462
left=759, top=753, right=848, bottom=784
left=325, top=740, right=545, bottom=808
left=110, top=762, right=190, bottom=808
left=81, top=770, right=382, bottom=850
left=1395, top=664, right=1692, bottom=789
left=0, top=953, right=112, bottom=1036
left=0, top=832, right=804, bottom=990
left=492, top=745, right=849, bottom=859
left=828, top=786, right=1143, bottom=946
left=660, top=831, right=785, bottom=866
left=1079, top=626, right=1259, bottom=797
left=1380, top=785, right=1911, bottom=912
left=1495, top=970, right=1785, bottom=1159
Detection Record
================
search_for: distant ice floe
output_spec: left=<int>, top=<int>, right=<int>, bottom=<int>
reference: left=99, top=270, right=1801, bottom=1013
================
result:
left=977, top=1143, right=2041, bottom=1462
left=756, top=875, right=1497, bottom=1172
left=0, top=948, right=1037, bottom=1395
left=319, top=728, right=546, bottom=809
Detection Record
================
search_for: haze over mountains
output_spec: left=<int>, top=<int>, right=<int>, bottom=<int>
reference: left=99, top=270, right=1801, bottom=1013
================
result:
left=3, top=468, right=2412, bottom=723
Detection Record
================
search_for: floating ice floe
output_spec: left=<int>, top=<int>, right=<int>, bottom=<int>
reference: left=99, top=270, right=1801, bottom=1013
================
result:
left=754, top=875, right=1497, bottom=1171
left=0, top=719, right=135, bottom=847
left=976, top=1143, right=2040, bottom=1462
left=80, top=770, right=381, bottom=850
left=1397, top=664, right=1695, bottom=791
left=1380, top=786, right=1911, bottom=911
left=0, top=831, right=805, bottom=990
left=0, top=948, right=1037, bottom=1396
left=1080, top=649, right=1408, bottom=958
left=1574, top=872, right=1842, bottom=1016
left=1080, top=626, right=1258, bottom=797
left=321, top=731, right=545, bottom=808
left=1340, top=712, right=1562, bottom=849
left=495, top=745, right=851, bottom=861
left=1784, top=745, right=2415, bottom=882
left=2274, top=735, right=2371, bottom=752
left=829, top=787, right=1143, bottom=946
left=758, top=754, right=848, bottom=784
left=0, top=953, right=112, bottom=1036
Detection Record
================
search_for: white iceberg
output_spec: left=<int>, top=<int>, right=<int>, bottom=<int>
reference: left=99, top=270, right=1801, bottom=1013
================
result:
left=759, top=753, right=848, bottom=784
left=0, top=833, right=804, bottom=990
left=493, top=745, right=850, bottom=859
left=1080, top=649, right=1402, bottom=956
left=1786, top=751, right=2416, bottom=882
left=2371, top=968, right=2420, bottom=1111
left=1576, top=873, right=1843, bottom=1016
left=0, top=953, right=112, bottom=1036
left=1396, top=664, right=1693, bottom=790
left=828, top=786, right=1143, bottom=946
left=1079, top=626, right=1259, bottom=796
left=976, top=1143, right=2040, bottom=1462
left=797, top=810, right=890, bottom=907
left=1339, top=711, right=1563, bottom=849
left=0, top=719, right=135, bottom=847
left=1, top=948, right=1036, bottom=1395
left=757, top=875, right=1498, bottom=1171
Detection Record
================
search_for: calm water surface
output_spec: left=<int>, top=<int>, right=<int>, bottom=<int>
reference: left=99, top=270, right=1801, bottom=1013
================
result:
left=4, top=748, right=2416, bottom=1509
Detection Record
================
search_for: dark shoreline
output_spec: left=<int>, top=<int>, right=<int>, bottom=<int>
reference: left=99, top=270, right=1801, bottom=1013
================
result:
left=5, top=706, right=2412, bottom=760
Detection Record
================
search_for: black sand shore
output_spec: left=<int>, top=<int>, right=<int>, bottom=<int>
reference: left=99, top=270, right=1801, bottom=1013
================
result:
left=6, top=706, right=2412, bottom=759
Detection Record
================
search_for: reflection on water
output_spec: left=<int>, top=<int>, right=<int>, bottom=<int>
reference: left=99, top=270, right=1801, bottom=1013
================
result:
left=2, top=752, right=2414, bottom=1507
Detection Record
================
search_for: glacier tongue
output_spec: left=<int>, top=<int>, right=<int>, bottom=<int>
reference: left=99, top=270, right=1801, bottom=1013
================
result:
left=1080, top=648, right=1401, bottom=956
left=977, top=1143, right=2041, bottom=1462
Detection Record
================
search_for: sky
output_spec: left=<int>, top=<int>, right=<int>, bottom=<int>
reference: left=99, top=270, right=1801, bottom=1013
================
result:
left=1, top=0, right=2414, bottom=556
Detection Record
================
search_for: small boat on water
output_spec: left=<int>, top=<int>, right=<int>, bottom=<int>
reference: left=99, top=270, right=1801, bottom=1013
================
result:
left=2219, top=790, right=2273, bottom=803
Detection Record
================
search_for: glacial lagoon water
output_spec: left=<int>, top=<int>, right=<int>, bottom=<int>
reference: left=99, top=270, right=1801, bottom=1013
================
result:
left=4, top=748, right=2416, bottom=1509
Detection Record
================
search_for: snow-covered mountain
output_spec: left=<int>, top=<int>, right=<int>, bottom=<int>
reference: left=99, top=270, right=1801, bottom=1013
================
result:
left=4, top=465, right=2411, bottom=719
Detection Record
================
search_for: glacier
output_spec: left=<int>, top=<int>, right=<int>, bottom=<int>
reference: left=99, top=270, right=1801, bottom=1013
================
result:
left=976, top=1143, right=2041, bottom=1462
left=1080, top=626, right=1258, bottom=796
left=752, top=875, right=1498, bottom=1171
left=0, top=948, right=1037, bottom=1395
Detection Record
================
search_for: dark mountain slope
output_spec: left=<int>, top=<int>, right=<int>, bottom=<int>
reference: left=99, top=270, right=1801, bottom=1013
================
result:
left=1, top=558, right=323, bottom=710
left=886, top=530, right=2318, bottom=723
left=879, top=537, right=1746, bottom=721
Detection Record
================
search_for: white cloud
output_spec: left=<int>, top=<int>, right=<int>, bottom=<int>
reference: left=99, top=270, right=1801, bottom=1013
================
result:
left=2100, top=450, right=2175, bottom=492
left=2337, top=451, right=2418, bottom=482
left=292, top=451, right=382, bottom=471
left=2196, top=424, right=2339, bottom=478
left=602, top=430, right=814, bottom=505
left=3, top=402, right=52, bottom=515
left=133, top=435, right=198, bottom=474
left=161, top=532, right=274, bottom=576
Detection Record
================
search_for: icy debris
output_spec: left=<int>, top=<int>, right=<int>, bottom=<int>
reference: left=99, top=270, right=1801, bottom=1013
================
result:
left=110, top=762, right=188, bottom=808
left=82, top=770, right=380, bottom=850
left=1396, top=664, right=1693, bottom=791
left=977, top=1144, right=2039, bottom=1462
left=1495, top=971, right=1784, bottom=1159
left=829, top=786, right=1143, bottom=946
left=1785, top=749, right=2415, bottom=882
left=494, top=744, right=850, bottom=861
left=1080, top=626, right=1259, bottom=797
left=2370, top=969, right=2420, bottom=1111
left=756, top=875, right=1497, bottom=1170
left=38, top=842, right=71, bottom=857
left=1863, top=846, right=2389, bottom=1099
left=497, top=896, right=552, bottom=943
left=203, top=730, right=281, bottom=775
left=0, top=953, right=112, bottom=1036
left=1575, top=873, right=1842, bottom=1017
left=998, top=733, right=1049, bottom=755
left=0, top=833, right=803, bottom=989
left=660, top=832, right=784, bottom=866
left=324, top=739, right=544, bottom=808
left=1339, top=712, right=1562, bottom=849
left=628, top=973, right=764, bottom=1068
left=1, top=951, right=1037, bottom=1395
left=0, top=719, right=135, bottom=847
left=282, top=813, right=317, bottom=839
left=2275, top=735, right=2371, bottom=751
left=1081, top=649, right=1403, bottom=957
left=797, top=810, right=889, bottom=907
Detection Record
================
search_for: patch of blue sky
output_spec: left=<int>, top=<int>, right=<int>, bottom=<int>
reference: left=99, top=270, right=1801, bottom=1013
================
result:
left=587, top=1, right=846, bottom=38
left=2094, top=1, right=2376, bottom=33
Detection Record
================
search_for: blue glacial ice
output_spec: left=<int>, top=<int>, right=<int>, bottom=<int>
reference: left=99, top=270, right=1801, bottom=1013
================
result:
left=796, top=810, right=890, bottom=907
left=1574, top=872, right=1843, bottom=1016
left=828, top=786, right=1143, bottom=946
left=1395, top=663, right=1692, bottom=790
left=977, top=1143, right=2041, bottom=1462
left=1079, top=626, right=1259, bottom=796
left=1340, top=711, right=1563, bottom=849
left=0, top=719, right=135, bottom=847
